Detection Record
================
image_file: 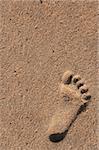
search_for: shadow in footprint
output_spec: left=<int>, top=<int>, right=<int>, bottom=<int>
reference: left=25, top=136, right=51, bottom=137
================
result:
left=49, top=103, right=88, bottom=143
left=49, top=130, right=68, bottom=143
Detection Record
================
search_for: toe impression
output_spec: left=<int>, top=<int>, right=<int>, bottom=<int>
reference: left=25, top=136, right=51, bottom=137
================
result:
left=61, top=71, right=74, bottom=84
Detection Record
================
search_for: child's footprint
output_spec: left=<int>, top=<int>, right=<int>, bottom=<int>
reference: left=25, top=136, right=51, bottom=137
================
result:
left=47, top=71, right=91, bottom=142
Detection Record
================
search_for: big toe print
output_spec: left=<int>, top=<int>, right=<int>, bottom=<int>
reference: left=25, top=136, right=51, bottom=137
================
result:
left=47, top=71, right=91, bottom=143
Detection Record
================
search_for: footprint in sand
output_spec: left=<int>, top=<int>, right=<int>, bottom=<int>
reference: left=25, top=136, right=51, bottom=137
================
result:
left=47, top=71, right=91, bottom=142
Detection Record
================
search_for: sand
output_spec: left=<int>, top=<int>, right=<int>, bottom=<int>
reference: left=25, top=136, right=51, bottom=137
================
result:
left=0, top=0, right=98, bottom=150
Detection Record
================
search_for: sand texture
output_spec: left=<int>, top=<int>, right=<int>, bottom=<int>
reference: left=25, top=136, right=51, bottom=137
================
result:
left=0, top=0, right=98, bottom=150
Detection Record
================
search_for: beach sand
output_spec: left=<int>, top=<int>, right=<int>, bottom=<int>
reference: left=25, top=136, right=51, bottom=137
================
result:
left=0, top=0, right=98, bottom=149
